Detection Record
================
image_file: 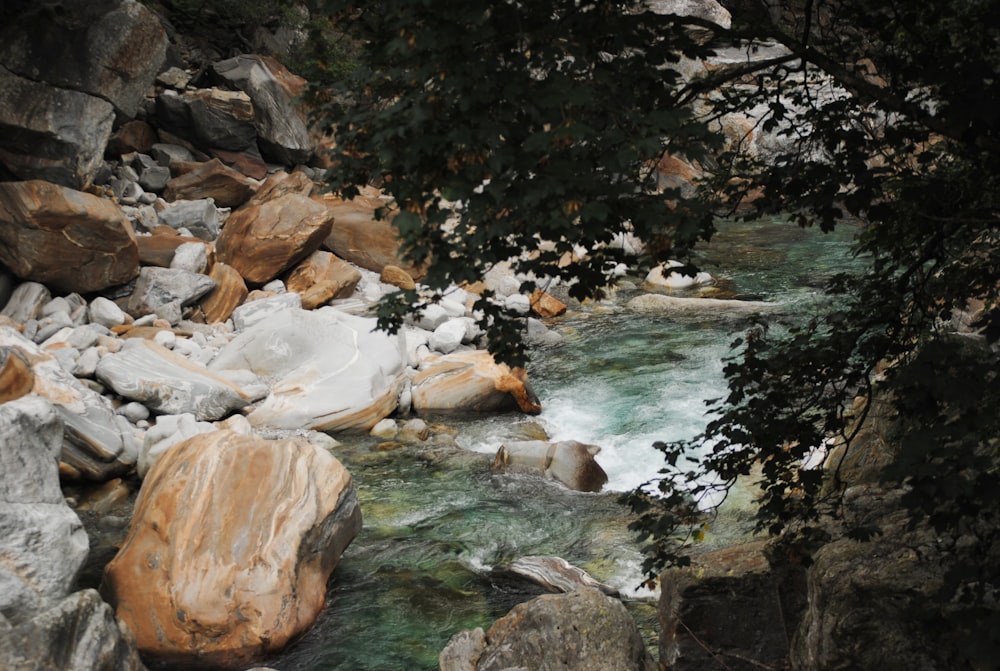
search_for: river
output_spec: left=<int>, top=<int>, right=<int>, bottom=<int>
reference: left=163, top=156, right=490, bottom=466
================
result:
left=266, top=217, right=859, bottom=670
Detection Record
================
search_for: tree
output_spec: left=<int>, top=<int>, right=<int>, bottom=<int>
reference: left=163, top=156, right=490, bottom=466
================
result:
left=312, top=0, right=1000, bottom=662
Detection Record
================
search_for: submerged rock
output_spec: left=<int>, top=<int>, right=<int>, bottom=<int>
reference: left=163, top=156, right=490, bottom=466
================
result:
left=492, top=440, right=608, bottom=493
left=102, top=430, right=362, bottom=668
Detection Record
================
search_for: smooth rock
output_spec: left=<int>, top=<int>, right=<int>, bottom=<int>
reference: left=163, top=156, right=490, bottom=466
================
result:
left=440, top=588, right=655, bottom=671
left=229, top=292, right=302, bottom=331
left=156, top=199, right=220, bottom=241
left=210, top=307, right=407, bottom=433
left=0, top=66, right=114, bottom=188
left=380, top=264, right=416, bottom=290
left=0, top=588, right=147, bottom=671
left=502, top=556, right=620, bottom=597
left=626, top=293, right=780, bottom=315
left=412, top=303, right=450, bottom=331
left=217, top=193, right=334, bottom=285
left=493, top=440, right=608, bottom=492
left=196, top=262, right=249, bottom=324
left=411, top=350, right=542, bottom=415
left=89, top=296, right=127, bottom=329
left=285, top=250, right=362, bottom=310
left=102, top=430, right=362, bottom=668
left=163, top=158, right=257, bottom=208
left=643, top=261, right=714, bottom=290
left=1, top=281, right=51, bottom=323
left=0, top=181, right=139, bottom=293
left=135, top=227, right=205, bottom=268
left=125, top=266, right=216, bottom=318
left=169, top=241, right=211, bottom=274
left=96, top=338, right=250, bottom=421
left=150, top=142, right=194, bottom=167
left=429, top=318, right=469, bottom=355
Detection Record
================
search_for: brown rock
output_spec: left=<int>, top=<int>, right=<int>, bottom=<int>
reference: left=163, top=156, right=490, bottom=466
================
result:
left=250, top=170, right=314, bottom=204
left=530, top=289, right=567, bottom=318
left=210, top=148, right=268, bottom=180
left=380, top=264, right=416, bottom=291
left=196, top=262, right=248, bottom=324
left=163, top=158, right=257, bottom=208
left=285, top=251, right=362, bottom=309
left=136, top=227, right=212, bottom=268
left=493, top=440, right=608, bottom=492
left=318, top=186, right=426, bottom=280
left=411, top=350, right=541, bottom=415
left=101, top=430, right=362, bottom=668
left=0, top=180, right=138, bottom=293
left=217, top=194, right=334, bottom=286
left=106, top=120, right=159, bottom=156
left=0, top=346, right=34, bottom=403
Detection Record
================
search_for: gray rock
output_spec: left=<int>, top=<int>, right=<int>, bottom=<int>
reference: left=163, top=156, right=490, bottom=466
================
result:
left=89, top=296, right=126, bottom=329
left=33, top=310, right=74, bottom=343
left=429, top=318, right=468, bottom=354
left=125, top=266, right=216, bottom=318
left=117, top=402, right=150, bottom=424
left=137, top=412, right=216, bottom=478
left=504, top=293, right=532, bottom=315
left=0, top=66, right=114, bottom=188
left=503, top=556, right=620, bottom=597
left=441, top=588, right=655, bottom=671
left=155, top=88, right=257, bottom=152
left=150, top=142, right=194, bottom=167
left=157, top=199, right=220, bottom=241
left=0, top=589, right=147, bottom=671
left=96, top=338, right=251, bottom=421
left=0, top=396, right=64, bottom=504
left=138, top=164, right=171, bottom=193
left=72, top=347, right=101, bottom=378
left=1, top=281, right=52, bottom=324
left=493, top=440, right=609, bottom=493
left=212, top=55, right=314, bottom=165
left=230, top=292, right=302, bottom=331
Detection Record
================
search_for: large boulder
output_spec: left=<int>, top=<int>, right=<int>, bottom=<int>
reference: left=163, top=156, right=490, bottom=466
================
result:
left=0, top=0, right=167, bottom=119
left=1, top=326, right=135, bottom=481
left=209, top=307, right=407, bottom=432
left=0, top=67, right=114, bottom=188
left=96, top=338, right=252, bottom=421
left=0, top=181, right=139, bottom=293
left=0, top=589, right=147, bottom=671
left=212, top=55, right=315, bottom=165
left=319, top=186, right=427, bottom=280
left=0, top=396, right=89, bottom=624
left=217, top=194, right=334, bottom=285
left=162, top=158, right=257, bottom=209
left=440, top=587, right=656, bottom=671
left=285, top=250, right=362, bottom=310
left=101, top=430, right=362, bottom=668
left=411, top=350, right=542, bottom=415
left=492, top=440, right=608, bottom=492
left=155, top=89, right=257, bottom=153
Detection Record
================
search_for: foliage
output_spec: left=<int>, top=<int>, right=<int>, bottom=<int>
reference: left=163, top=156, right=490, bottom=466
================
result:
left=313, top=0, right=1000, bottom=661
left=313, top=0, right=723, bottom=365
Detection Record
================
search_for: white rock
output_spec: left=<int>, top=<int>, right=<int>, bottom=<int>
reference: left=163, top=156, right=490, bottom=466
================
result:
left=643, top=261, right=714, bottom=290
left=440, top=297, right=467, bottom=318
left=504, top=294, right=531, bottom=315
left=230, top=293, right=302, bottom=331
left=153, top=329, right=176, bottom=349
left=169, top=242, right=210, bottom=274
left=40, top=297, right=72, bottom=318
left=117, top=402, right=150, bottom=423
left=138, top=413, right=215, bottom=478
left=370, top=418, right=398, bottom=440
left=72, top=347, right=101, bottom=378
left=429, top=319, right=468, bottom=354
left=412, top=303, right=450, bottom=331
left=157, top=199, right=220, bottom=241
left=262, top=279, right=286, bottom=294
left=1, top=282, right=51, bottom=323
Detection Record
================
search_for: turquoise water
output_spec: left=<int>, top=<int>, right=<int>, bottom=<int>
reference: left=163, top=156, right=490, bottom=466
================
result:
left=265, top=218, right=859, bottom=671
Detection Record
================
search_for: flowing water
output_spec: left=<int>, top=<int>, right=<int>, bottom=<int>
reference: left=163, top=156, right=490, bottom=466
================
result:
left=266, top=218, right=859, bottom=671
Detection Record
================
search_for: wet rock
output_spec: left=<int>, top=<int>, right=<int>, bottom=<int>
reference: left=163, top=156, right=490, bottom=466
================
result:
left=493, top=440, right=608, bottom=493
left=102, top=430, right=362, bottom=668
left=501, top=556, right=620, bottom=597
left=212, top=55, right=315, bottom=165
left=163, top=158, right=257, bottom=208
left=217, top=193, right=334, bottom=285
left=285, top=250, right=362, bottom=309
left=125, top=266, right=216, bottom=319
left=626, top=293, right=779, bottom=315
left=440, top=587, right=655, bottom=671
left=210, top=307, right=407, bottom=432
left=0, top=181, right=139, bottom=293
left=411, top=350, right=542, bottom=415
left=643, top=261, right=714, bottom=291
left=96, top=338, right=251, bottom=421
left=0, top=588, right=147, bottom=671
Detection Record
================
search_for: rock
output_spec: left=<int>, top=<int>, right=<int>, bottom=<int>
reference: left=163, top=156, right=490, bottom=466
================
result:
left=411, top=350, right=542, bottom=415
left=1, top=281, right=51, bottom=323
left=440, top=588, right=655, bottom=671
left=125, top=267, right=216, bottom=318
left=647, top=0, right=732, bottom=28
left=0, top=396, right=89, bottom=623
left=0, top=589, right=147, bottom=671
left=230, top=292, right=302, bottom=331
left=625, top=293, right=779, bottom=315
left=210, top=307, right=407, bottom=433
left=137, top=413, right=216, bottom=479
left=155, top=88, right=257, bottom=153
left=96, top=338, right=251, bottom=421
left=196, top=262, right=249, bottom=324
left=493, top=440, right=608, bottom=492
left=529, top=289, right=567, bottom=318
left=135, top=227, right=205, bottom=268
left=285, top=250, right=362, bottom=310
left=150, top=142, right=194, bottom=167
left=251, top=169, right=314, bottom=202
left=1, top=326, right=134, bottom=481
left=88, top=296, right=127, bottom=329
left=380, top=264, right=416, bottom=290
left=212, top=55, right=315, bottom=165
left=412, top=303, right=451, bottom=331
left=101, top=430, right=362, bottom=668
left=643, top=261, right=714, bottom=291
left=0, top=0, right=166, bottom=119
left=0, top=181, right=139, bottom=293
left=0, top=66, right=114, bottom=189
left=319, top=187, right=426, bottom=280
left=169, top=242, right=211, bottom=274
left=162, top=158, right=257, bottom=208
left=370, top=418, right=399, bottom=440
left=501, top=556, right=620, bottom=597
left=210, top=147, right=269, bottom=180
left=107, top=120, right=159, bottom=156
left=0, top=346, right=33, bottom=403
left=156, top=199, right=220, bottom=241
left=429, top=318, right=470, bottom=354
left=217, top=193, right=334, bottom=285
